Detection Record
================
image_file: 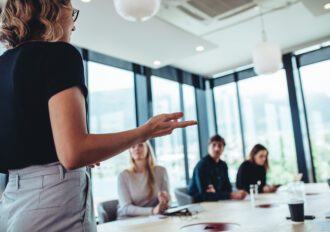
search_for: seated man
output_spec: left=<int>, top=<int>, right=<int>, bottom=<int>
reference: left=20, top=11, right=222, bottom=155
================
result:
left=188, top=135, right=247, bottom=202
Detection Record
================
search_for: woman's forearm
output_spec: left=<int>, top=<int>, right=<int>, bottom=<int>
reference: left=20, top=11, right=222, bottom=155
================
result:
left=49, top=87, right=197, bottom=170
left=65, top=125, right=148, bottom=169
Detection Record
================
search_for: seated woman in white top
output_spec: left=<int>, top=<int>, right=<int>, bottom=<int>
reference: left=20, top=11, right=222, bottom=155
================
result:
left=117, top=142, right=170, bottom=219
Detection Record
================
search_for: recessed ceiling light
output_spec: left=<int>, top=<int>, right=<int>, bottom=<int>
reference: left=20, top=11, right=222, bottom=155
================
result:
left=195, top=46, right=205, bottom=52
left=81, top=0, right=91, bottom=3
left=153, top=60, right=161, bottom=66
left=324, top=3, right=330, bottom=10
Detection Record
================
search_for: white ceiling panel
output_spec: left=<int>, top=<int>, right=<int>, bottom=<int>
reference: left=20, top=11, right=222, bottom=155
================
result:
left=71, top=0, right=217, bottom=69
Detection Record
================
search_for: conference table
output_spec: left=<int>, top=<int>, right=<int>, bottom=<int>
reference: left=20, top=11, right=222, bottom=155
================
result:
left=97, top=183, right=330, bottom=232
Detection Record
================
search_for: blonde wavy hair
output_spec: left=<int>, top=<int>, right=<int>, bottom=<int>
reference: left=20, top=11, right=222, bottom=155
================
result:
left=129, top=141, right=156, bottom=200
left=0, top=0, right=71, bottom=48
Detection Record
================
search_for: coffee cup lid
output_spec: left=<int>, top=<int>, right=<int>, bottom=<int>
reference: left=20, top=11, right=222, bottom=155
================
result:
left=288, top=200, right=304, bottom=204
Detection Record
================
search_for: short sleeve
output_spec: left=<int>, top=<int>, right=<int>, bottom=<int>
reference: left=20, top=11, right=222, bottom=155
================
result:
left=43, top=42, right=88, bottom=100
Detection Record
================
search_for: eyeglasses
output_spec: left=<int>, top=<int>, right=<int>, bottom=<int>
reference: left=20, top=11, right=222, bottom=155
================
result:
left=72, top=8, right=79, bottom=22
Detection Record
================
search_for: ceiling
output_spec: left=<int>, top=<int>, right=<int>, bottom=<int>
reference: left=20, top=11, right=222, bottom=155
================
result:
left=1, top=0, right=330, bottom=77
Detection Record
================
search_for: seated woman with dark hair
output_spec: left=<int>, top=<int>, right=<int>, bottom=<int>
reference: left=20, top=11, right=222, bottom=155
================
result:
left=236, top=144, right=277, bottom=193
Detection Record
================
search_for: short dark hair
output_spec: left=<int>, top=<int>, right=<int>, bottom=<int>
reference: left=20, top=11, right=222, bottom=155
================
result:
left=208, top=134, right=226, bottom=147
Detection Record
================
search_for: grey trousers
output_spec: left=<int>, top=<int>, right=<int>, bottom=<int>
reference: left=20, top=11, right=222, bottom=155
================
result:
left=0, top=162, right=97, bottom=232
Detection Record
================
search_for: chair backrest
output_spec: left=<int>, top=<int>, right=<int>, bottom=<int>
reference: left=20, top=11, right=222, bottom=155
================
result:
left=97, top=199, right=119, bottom=224
left=175, top=187, right=194, bottom=206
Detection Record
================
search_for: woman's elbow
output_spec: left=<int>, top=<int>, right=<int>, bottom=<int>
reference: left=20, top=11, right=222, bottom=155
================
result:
left=57, top=148, right=85, bottom=170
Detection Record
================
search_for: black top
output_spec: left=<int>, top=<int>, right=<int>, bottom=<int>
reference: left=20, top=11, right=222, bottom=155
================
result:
left=188, top=155, right=232, bottom=202
left=236, top=160, right=267, bottom=193
left=0, top=42, right=87, bottom=174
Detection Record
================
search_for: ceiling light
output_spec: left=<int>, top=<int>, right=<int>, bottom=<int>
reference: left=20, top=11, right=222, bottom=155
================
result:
left=324, top=3, right=330, bottom=10
left=153, top=60, right=161, bottom=66
left=252, top=5, right=282, bottom=75
left=252, top=42, right=282, bottom=75
left=195, top=46, right=205, bottom=52
left=114, top=0, right=161, bottom=22
left=81, top=0, right=91, bottom=3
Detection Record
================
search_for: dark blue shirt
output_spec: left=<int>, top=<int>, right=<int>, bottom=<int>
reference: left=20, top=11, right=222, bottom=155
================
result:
left=188, top=155, right=232, bottom=202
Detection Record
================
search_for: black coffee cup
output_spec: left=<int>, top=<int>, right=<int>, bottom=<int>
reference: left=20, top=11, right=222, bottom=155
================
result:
left=288, top=201, right=304, bottom=224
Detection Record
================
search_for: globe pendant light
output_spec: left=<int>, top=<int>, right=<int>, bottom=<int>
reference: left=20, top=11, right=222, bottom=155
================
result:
left=252, top=6, right=282, bottom=75
left=114, top=0, right=161, bottom=22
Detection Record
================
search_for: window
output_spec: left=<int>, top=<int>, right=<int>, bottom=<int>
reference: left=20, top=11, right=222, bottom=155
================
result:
left=88, top=62, right=136, bottom=206
left=299, top=60, right=330, bottom=182
left=213, top=83, right=244, bottom=182
left=151, top=76, right=185, bottom=198
left=182, top=84, right=200, bottom=178
left=238, top=70, right=298, bottom=184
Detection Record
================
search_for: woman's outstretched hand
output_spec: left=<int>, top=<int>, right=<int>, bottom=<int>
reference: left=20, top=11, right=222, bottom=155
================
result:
left=141, top=112, right=197, bottom=140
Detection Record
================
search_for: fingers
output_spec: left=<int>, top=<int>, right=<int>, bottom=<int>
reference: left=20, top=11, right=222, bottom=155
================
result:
left=158, top=191, right=170, bottom=205
left=163, top=113, right=198, bottom=127
left=159, top=191, right=165, bottom=197
left=158, top=192, right=167, bottom=200
left=156, top=120, right=197, bottom=133
left=152, top=128, right=173, bottom=138
left=172, top=120, right=198, bottom=128
left=163, top=120, right=198, bottom=131
left=157, top=121, right=173, bottom=130
left=151, top=122, right=197, bottom=137
left=149, top=112, right=198, bottom=139
left=164, top=112, right=184, bottom=122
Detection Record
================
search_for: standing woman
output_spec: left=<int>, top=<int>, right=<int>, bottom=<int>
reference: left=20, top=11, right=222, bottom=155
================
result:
left=0, top=1, right=196, bottom=231
left=117, top=142, right=170, bottom=219
left=236, top=144, right=277, bottom=193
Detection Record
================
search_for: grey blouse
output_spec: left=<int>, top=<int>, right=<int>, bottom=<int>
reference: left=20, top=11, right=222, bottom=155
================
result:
left=117, top=165, right=169, bottom=219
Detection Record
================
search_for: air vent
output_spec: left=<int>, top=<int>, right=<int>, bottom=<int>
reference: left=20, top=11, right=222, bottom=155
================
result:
left=177, top=5, right=205, bottom=21
left=187, top=0, right=255, bottom=18
left=157, top=0, right=259, bottom=36
left=217, top=3, right=257, bottom=21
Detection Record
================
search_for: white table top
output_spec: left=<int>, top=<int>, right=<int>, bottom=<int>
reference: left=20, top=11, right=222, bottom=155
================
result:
left=97, top=183, right=330, bottom=232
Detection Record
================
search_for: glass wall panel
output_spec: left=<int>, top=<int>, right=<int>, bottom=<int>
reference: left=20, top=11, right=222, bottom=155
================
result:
left=182, top=84, right=200, bottom=178
left=214, top=83, right=244, bottom=182
left=299, top=60, right=330, bottom=182
left=151, top=76, right=185, bottom=197
left=88, top=62, right=136, bottom=207
left=238, top=70, right=298, bottom=184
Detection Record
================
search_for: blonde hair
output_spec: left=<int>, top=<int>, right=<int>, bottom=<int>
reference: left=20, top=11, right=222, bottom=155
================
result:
left=0, top=0, right=71, bottom=48
left=129, top=141, right=156, bottom=200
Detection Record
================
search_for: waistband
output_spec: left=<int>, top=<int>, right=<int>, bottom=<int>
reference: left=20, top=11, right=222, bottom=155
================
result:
left=8, top=162, right=86, bottom=180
